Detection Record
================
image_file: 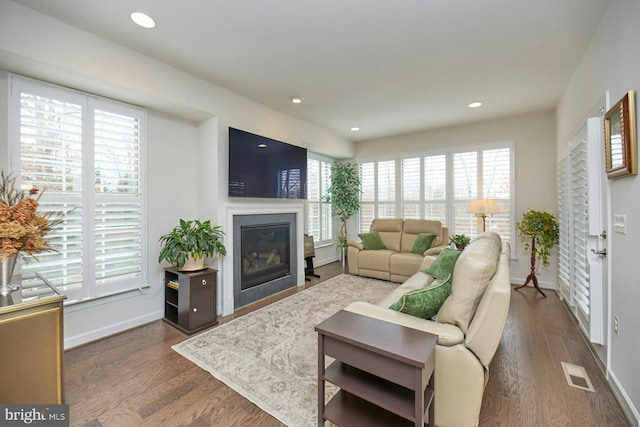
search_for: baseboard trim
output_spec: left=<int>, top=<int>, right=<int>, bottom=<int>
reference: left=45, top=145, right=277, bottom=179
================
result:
left=608, top=369, right=640, bottom=426
left=64, top=310, right=163, bottom=350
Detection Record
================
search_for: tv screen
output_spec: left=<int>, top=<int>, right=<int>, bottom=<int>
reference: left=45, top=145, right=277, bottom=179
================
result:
left=228, top=127, right=307, bottom=199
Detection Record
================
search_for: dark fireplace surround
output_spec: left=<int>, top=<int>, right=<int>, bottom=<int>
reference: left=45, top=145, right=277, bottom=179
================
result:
left=233, top=213, right=297, bottom=308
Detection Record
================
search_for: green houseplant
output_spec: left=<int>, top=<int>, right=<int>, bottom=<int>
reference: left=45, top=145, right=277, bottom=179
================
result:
left=515, top=210, right=559, bottom=297
left=517, top=210, right=559, bottom=267
left=324, top=161, right=361, bottom=248
left=450, top=233, right=471, bottom=250
left=158, top=219, right=227, bottom=270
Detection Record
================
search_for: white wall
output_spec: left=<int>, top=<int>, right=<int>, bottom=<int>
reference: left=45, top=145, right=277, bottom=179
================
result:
left=355, top=110, right=558, bottom=287
left=556, top=0, right=640, bottom=423
left=0, top=2, right=353, bottom=347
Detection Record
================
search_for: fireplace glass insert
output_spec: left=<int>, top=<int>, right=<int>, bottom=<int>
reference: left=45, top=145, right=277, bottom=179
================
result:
left=240, top=222, right=290, bottom=290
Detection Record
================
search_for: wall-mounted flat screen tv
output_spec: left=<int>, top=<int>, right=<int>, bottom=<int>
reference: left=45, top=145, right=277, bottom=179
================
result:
left=228, top=127, right=307, bottom=199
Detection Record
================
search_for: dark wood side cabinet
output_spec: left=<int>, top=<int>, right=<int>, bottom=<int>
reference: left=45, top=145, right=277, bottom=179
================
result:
left=163, top=267, right=217, bottom=334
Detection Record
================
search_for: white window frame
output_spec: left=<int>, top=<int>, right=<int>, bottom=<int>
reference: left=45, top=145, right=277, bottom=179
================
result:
left=356, top=141, right=515, bottom=251
left=9, top=75, right=148, bottom=303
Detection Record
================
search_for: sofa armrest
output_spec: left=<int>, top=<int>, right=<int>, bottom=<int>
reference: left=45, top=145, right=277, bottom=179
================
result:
left=424, top=245, right=446, bottom=256
left=348, top=240, right=364, bottom=250
left=343, top=301, right=464, bottom=346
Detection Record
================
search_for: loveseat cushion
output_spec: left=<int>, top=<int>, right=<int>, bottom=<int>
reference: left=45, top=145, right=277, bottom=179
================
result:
left=358, top=231, right=386, bottom=250
left=436, top=232, right=502, bottom=334
left=370, top=218, right=403, bottom=252
left=389, top=276, right=452, bottom=319
left=400, top=219, right=444, bottom=252
left=357, top=249, right=395, bottom=272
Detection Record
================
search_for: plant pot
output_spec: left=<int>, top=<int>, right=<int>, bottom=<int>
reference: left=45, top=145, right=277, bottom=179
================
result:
left=178, top=254, right=205, bottom=271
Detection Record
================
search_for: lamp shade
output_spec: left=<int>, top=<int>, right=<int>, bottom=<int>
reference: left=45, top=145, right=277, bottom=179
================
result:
left=468, top=199, right=500, bottom=215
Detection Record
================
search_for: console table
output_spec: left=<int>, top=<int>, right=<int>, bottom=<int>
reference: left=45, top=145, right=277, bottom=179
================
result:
left=0, top=273, right=66, bottom=404
left=315, top=310, right=437, bottom=427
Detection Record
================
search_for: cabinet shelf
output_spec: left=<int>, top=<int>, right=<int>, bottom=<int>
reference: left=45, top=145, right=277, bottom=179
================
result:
left=325, top=390, right=425, bottom=427
left=325, top=361, right=433, bottom=422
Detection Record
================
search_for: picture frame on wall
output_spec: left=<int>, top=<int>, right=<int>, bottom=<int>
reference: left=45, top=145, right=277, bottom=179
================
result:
left=604, top=90, right=637, bottom=179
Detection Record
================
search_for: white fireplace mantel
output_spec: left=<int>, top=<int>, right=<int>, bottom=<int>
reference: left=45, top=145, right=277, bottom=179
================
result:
left=220, top=201, right=305, bottom=316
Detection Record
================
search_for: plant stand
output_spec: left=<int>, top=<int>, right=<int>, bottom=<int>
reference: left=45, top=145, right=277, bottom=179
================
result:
left=514, top=236, right=546, bottom=297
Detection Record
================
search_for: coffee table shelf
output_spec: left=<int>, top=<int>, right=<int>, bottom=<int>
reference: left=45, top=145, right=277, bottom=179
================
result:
left=316, top=310, right=437, bottom=427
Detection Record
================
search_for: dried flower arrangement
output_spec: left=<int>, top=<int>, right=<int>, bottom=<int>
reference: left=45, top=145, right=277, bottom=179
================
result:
left=0, top=172, right=63, bottom=260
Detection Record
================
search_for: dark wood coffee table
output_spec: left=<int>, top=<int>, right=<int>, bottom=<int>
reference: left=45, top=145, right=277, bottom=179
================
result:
left=315, top=310, right=438, bottom=427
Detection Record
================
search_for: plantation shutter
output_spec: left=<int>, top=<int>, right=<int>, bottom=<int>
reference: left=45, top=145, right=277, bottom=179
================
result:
left=17, top=87, right=85, bottom=300
left=307, top=158, right=321, bottom=241
left=557, top=156, right=571, bottom=301
left=359, top=162, right=375, bottom=233
left=453, top=151, right=477, bottom=236
left=93, top=103, right=145, bottom=293
left=482, top=147, right=512, bottom=243
left=11, top=76, right=147, bottom=302
left=570, top=138, right=590, bottom=317
left=377, top=160, right=396, bottom=218
left=401, top=157, right=421, bottom=218
left=424, top=154, right=447, bottom=225
left=306, top=157, right=332, bottom=244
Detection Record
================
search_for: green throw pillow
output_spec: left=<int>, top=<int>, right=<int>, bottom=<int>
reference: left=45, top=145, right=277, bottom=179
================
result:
left=411, top=233, right=436, bottom=255
left=358, top=231, right=386, bottom=250
left=389, top=276, right=452, bottom=319
left=425, top=247, right=462, bottom=280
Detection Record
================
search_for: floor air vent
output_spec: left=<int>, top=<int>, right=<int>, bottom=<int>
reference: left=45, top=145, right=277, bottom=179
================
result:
left=561, top=361, right=595, bottom=392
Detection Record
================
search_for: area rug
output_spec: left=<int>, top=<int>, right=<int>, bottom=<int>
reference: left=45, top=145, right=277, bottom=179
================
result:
left=172, top=274, right=396, bottom=427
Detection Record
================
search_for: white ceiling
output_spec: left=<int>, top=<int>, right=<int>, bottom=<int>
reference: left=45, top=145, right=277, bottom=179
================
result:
left=11, top=0, right=610, bottom=142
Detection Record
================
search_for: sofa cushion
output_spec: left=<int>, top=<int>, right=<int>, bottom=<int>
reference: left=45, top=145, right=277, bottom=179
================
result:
left=370, top=219, right=403, bottom=252
left=436, top=232, right=502, bottom=334
left=377, top=271, right=435, bottom=307
left=401, top=219, right=444, bottom=252
left=358, top=231, right=386, bottom=250
left=424, top=247, right=462, bottom=279
left=357, top=249, right=395, bottom=271
left=411, top=232, right=436, bottom=254
left=389, top=252, right=424, bottom=277
left=389, top=276, right=452, bottom=319
left=344, top=301, right=465, bottom=346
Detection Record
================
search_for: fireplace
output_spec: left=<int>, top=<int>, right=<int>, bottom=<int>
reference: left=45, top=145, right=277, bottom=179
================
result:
left=233, top=213, right=297, bottom=308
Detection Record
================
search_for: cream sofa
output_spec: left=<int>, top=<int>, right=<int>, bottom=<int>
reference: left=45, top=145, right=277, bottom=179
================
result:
left=345, top=232, right=510, bottom=427
left=347, top=219, right=449, bottom=283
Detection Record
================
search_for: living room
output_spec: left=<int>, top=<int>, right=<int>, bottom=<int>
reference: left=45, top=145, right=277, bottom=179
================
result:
left=0, top=0, right=638, bottom=426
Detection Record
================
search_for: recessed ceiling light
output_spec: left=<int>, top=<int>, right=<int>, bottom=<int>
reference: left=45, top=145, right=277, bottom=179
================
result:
left=350, top=127, right=360, bottom=132
left=468, top=102, right=482, bottom=108
left=258, top=143, right=267, bottom=148
left=290, top=96, right=303, bottom=104
left=130, top=12, right=156, bottom=29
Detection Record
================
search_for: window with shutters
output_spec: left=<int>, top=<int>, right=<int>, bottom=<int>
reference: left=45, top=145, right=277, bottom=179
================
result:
left=357, top=142, right=514, bottom=245
left=9, top=76, right=147, bottom=302
left=306, top=155, right=333, bottom=245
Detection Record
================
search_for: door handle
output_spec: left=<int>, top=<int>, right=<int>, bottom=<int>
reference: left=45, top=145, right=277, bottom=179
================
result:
left=590, top=248, right=607, bottom=256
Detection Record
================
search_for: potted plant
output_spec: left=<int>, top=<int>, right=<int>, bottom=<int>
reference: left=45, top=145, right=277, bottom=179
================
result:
left=158, top=219, right=227, bottom=271
left=324, top=161, right=361, bottom=252
left=450, top=233, right=471, bottom=251
left=515, top=210, right=559, bottom=296
left=516, top=210, right=559, bottom=267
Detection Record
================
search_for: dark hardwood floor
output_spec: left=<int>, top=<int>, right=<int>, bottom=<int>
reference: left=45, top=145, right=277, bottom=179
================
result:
left=65, top=262, right=630, bottom=426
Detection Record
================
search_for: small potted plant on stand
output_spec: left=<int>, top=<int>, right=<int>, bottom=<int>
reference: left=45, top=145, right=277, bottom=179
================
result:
left=158, top=219, right=227, bottom=270
left=450, top=234, right=471, bottom=251
left=515, top=209, right=559, bottom=297
left=324, top=161, right=361, bottom=265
